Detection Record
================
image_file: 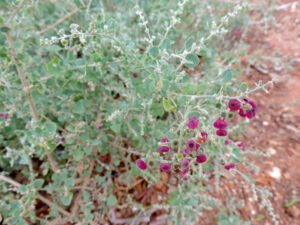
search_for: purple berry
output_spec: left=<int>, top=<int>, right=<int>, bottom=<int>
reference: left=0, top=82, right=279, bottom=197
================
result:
left=196, top=154, right=207, bottom=163
left=213, top=119, right=227, bottom=129
left=247, top=100, right=257, bottom=110
left=180, top=167, right=189, bottom=176
left=187, top=117, right=199, bottom=129
left=239, top=108, right=246, bottom=117
left=216, top=129, right=227, bottom=137
left=160, top=163, right=171, bottom=172
left=183, top=176, right=188, bottom=181
left=186, top=139, right=196, bottom=151
left=246, top=110, right=256, bottom=119
left=201, top=131, right=208, bottom=139
left=228, top=99, right=241, bottom=112
left=238, top=143, right=246, bottom=151
left=158, top=146, right=170, bottom=153
left=137, top=159, right=147, bottom=170
left=224, top=163, right=235, bottom=170
left=160, top=137, right=169, bottom=143
left=181, top=159, right=190, bottom=169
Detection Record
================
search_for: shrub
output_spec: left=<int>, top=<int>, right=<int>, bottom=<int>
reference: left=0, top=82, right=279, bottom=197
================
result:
left=0, top=0, right=278, bottom=224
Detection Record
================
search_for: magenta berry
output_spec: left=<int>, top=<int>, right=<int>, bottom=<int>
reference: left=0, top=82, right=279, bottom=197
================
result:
left=60, top=137, right=66, bottom=142
left=201, top=131, right=208, bottom=139
left=231, top=28, right=242, bottom=39
left=160, top=163, right=171, bottom=172
left=213, top=119, right=227, bottom=129
left=181, top=159, right=190, bottom=169
left=238, top=143, right=246, bottom=151
left=224, top=165, right=231, bottom=170
left=239, top=98, right=256, bottom=119
left=160, top=137, right=169, bottom=143
left=180, top=167, right=189, bottom=176
left=98, top=125, right=103, bottom=130
left=187, top=117, right=199, bottom=129
left=245, top=99, right=257, bottom=110
left=196, top=154, right=207, bottom=164
left=224, top=139, right=230, bottom=145
left=158, top=146, right=170, bottom=153
left=239, top=108, right=246, bottom=117
left=216, top=129, right=227, bottom=137
left=137, top=159, right=147, bottom=170
left=224, top=163, right=235, bottom=170
left=228, top=99, right=241, bottom=111
left=4, top=114, right=8, bottom=120
left=186, top=139, right=196, bottom=151
left=246, top=110, right=256, bottom=119
left=132, top=73, right=138, bottom=78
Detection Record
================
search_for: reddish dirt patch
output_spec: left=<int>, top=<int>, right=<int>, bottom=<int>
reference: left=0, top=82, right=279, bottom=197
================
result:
left=197, top=1, right=300, bottom=224
left=239, top=0, right=300, bottom=224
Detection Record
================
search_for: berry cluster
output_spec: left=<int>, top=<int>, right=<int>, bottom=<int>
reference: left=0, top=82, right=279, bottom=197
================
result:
left=0, top=114, right=8, bottom=120
left=228, top=98, right=256, bottom=119
left=136, top=98, right=257, bottom=177
left=137, top=116, right=210, bottom=181
left=213, top=119, right=228, bottom=136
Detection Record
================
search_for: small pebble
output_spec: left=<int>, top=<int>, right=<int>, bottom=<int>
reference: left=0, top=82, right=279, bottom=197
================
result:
left=286, top=205, right=300, bottom=218
left=263, top=121, right=269, bottom=126
left=267, top=147, right=277, bottom=155
left=269, top=167, right=281, bottom=179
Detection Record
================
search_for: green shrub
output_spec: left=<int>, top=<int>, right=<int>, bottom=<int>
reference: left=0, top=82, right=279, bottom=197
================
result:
left=0, top=0, right=278, bottom=224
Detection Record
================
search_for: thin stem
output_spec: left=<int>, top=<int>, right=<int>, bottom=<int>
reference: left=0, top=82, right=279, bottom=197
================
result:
left=37, top=9, right=80, bottom=35
left=177, top=106, right=191, bottom=154
left=5, top=32, right=39, bottom=121
left=5, top=8, right=58, bottom=173
left=0, top=174, right=71, bottom=218
left=169, top=80, right=273, bottom=100
left=4, top=0, right=26, bottom=26
left=0, top=174, right=21, bottom=187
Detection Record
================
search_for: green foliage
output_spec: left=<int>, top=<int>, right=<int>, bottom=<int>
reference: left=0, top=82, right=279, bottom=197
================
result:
left=0, top=0, right=279, bottom=225
left=185, top=54, right=200, bottom=68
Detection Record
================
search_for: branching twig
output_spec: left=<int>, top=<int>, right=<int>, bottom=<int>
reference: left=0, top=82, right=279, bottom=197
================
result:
left=42, top=115, right=69, bottom=134
left=276, top=1, right=299, bottom=10
left=70, top=159, right=95, bottom=218
left=37, top=9, right=79, bottom=35
left=5, top=1, right=58, bottom=174
left=0, top=174, right=71, bottom=218
left=5, top=33, right=39, bottom=120
left=4, top=0, right=26, bottom=26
